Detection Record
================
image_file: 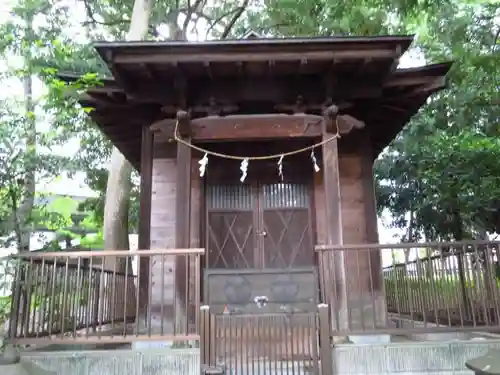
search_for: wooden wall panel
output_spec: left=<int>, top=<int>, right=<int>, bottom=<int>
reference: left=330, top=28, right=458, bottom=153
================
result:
left=146, top=151, right=202, bottom=335
left=148, top=158, right=177, bottom=334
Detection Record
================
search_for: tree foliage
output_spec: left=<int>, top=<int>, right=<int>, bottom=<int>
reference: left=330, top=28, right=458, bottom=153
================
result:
left=375, top=1, right=500, bottom=241
left=1, top=0, right=498, bottom=252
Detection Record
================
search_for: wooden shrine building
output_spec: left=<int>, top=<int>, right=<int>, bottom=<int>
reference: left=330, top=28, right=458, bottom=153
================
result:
left=66, top=35, right=451, bottom=337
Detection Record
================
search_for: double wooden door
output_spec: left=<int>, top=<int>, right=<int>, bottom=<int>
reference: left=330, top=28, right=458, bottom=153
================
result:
left=205, top=169, right=315, bottom=270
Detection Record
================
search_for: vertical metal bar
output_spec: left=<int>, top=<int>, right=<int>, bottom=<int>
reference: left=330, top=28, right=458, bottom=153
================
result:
left=391, top=249, right=402, bottom=316
left=428, top=252, right=441, bottom=327
left=228, top=310, right=233, bottom=374
left=30, top=260, right=40, bottom=336
left=239, top=315, right=244, bottom=375
left=415, top=256, right=427, bottom=327
left=37, top=258, right=47, bottom=337
left=111, top=259, right=117, bottom=331
left=73, top=257, right=82, bottom=337
left=173, top=254, right=178, bottom=335
left=355, top=249, right=365, bottom=331
left=147, top=254, right=152, bottom=337
left=440, top=249, right=454, bottom=326
left=367, top=246, right=379, bottom=329
left=330, top=250, right=340, bottom=334
left=195, top=253, right=201, bottom=333
left=8, top=259, right=23, bottom=340
left=47, top=258, right=57, bottom=337
left=485, top=245, right=500, bottom=324
left=250, top=315, right=255, bottom=375
left=318, top=304, right=333, bottom=375
left=209, top=312, right=216, bottom=365
left=86, top=257, right=93, bottom=336
left=160, top=253, right=165, bottom=336
left=135, top=254, right=141, bottom=336
left=473, top=243, right=488, bottom=325
left=22, top=257, right=34, bottom=337
left=68, top=266, right=77, bottom=336
left=462, top=246, right=477, bottom=326
left=98, top=262, right=105, bottom=335
left=60, top=257, right=70, bottom=337
left=200, top=305, right=210, bottom=366
left=123, top=255, right=130, bottom=337
left=92, top=266, right=101, bottom=334
left=185, top=252, right=189, bottom=335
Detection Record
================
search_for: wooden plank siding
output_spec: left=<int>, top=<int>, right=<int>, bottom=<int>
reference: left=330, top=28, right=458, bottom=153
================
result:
left=147, top=135, right=201, bottom=335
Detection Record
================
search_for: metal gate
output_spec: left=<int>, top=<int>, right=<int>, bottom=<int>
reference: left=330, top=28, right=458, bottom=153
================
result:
left=200, top=269, right=333, bottom=375
left=201, top=310, right=320, bottom=375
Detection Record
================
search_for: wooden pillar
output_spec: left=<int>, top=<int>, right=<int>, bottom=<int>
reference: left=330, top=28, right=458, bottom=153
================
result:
left=360, top=132, right=387, bottom=329
left=138, top=125, right=154, bottom=312
left=321, top=119, right=349, bottom=335
left=360, top=133, right=379, bottom=244
left=175, top=140, right=192, bottom=332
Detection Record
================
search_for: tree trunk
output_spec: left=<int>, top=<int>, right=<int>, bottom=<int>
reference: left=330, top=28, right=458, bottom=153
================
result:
left=103, top=149, right=133, bottom=259
left=18, top=74, right=36, bottom=252
left=102, top=0, right=152, bottom=329
left=103, top=0, right=152, bottom=253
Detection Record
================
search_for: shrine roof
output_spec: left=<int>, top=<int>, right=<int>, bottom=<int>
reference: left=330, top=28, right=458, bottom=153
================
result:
left=58, top=35, right=452, bottom=170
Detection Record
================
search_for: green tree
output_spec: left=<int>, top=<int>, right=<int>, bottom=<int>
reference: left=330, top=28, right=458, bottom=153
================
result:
left=375, top=1, right=500, bottom=241
left=0, top=0, right=79, bottom=251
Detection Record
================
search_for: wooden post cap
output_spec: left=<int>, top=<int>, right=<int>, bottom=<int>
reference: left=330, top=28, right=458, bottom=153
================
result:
left=465, top=350, right=500, bottom=375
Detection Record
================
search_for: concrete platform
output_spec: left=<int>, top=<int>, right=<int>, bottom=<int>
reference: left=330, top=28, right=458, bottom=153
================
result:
left=19, top=339, right=500, bottom=375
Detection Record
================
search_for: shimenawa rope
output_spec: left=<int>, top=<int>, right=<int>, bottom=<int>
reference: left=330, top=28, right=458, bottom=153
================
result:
left=173, top=119, right=341, bottom=161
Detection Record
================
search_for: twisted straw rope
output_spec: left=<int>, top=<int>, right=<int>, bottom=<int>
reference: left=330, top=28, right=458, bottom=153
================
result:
left=173, top=118, right=340, bottom=160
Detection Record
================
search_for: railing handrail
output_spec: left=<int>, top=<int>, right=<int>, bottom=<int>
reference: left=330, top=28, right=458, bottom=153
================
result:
left=8, top=248, right=206, bottom=258
left=382, top=251, right=493, bottom=269
left=315, top=240, right=500, bottom=251
left=12, top=258, right=140, bottom=276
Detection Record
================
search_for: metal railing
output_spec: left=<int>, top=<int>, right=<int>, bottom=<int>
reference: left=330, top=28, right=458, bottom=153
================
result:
left=316, top=241, right=500, bottom=335
left=5, top=248, right=204, bottom=345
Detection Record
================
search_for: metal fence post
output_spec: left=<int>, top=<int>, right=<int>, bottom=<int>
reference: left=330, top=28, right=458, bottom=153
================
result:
left=318, top=303, right=334, bottom=375
left=200, top=305, right=211, bottom=366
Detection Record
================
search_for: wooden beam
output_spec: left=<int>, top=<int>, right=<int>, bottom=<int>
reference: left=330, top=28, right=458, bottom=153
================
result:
left=151, top=114, right=325, bottom=141
left=132, top=77, right=383, bottom=104
left=138, top=126, right=154, bottom=311
left=407, top=77, right=447, bottom=96
left=384, top=74, right=446, bottom=88
left=113, top=49, right=400, bottom=65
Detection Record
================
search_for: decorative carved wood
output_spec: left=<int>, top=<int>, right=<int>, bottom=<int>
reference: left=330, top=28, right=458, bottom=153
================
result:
left=175, top=110, right=191, bottom=137
left=323, top=104, right=365, bottom=134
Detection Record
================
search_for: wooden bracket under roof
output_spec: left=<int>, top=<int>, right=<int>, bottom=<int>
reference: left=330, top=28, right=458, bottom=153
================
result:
left=61, top=36, right=452, bottom=171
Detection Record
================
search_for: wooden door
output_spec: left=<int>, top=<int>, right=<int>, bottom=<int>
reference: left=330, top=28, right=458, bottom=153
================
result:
left=261, top=182, right=313, bottom=268
left=205, top=171, right=314, bottom=270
